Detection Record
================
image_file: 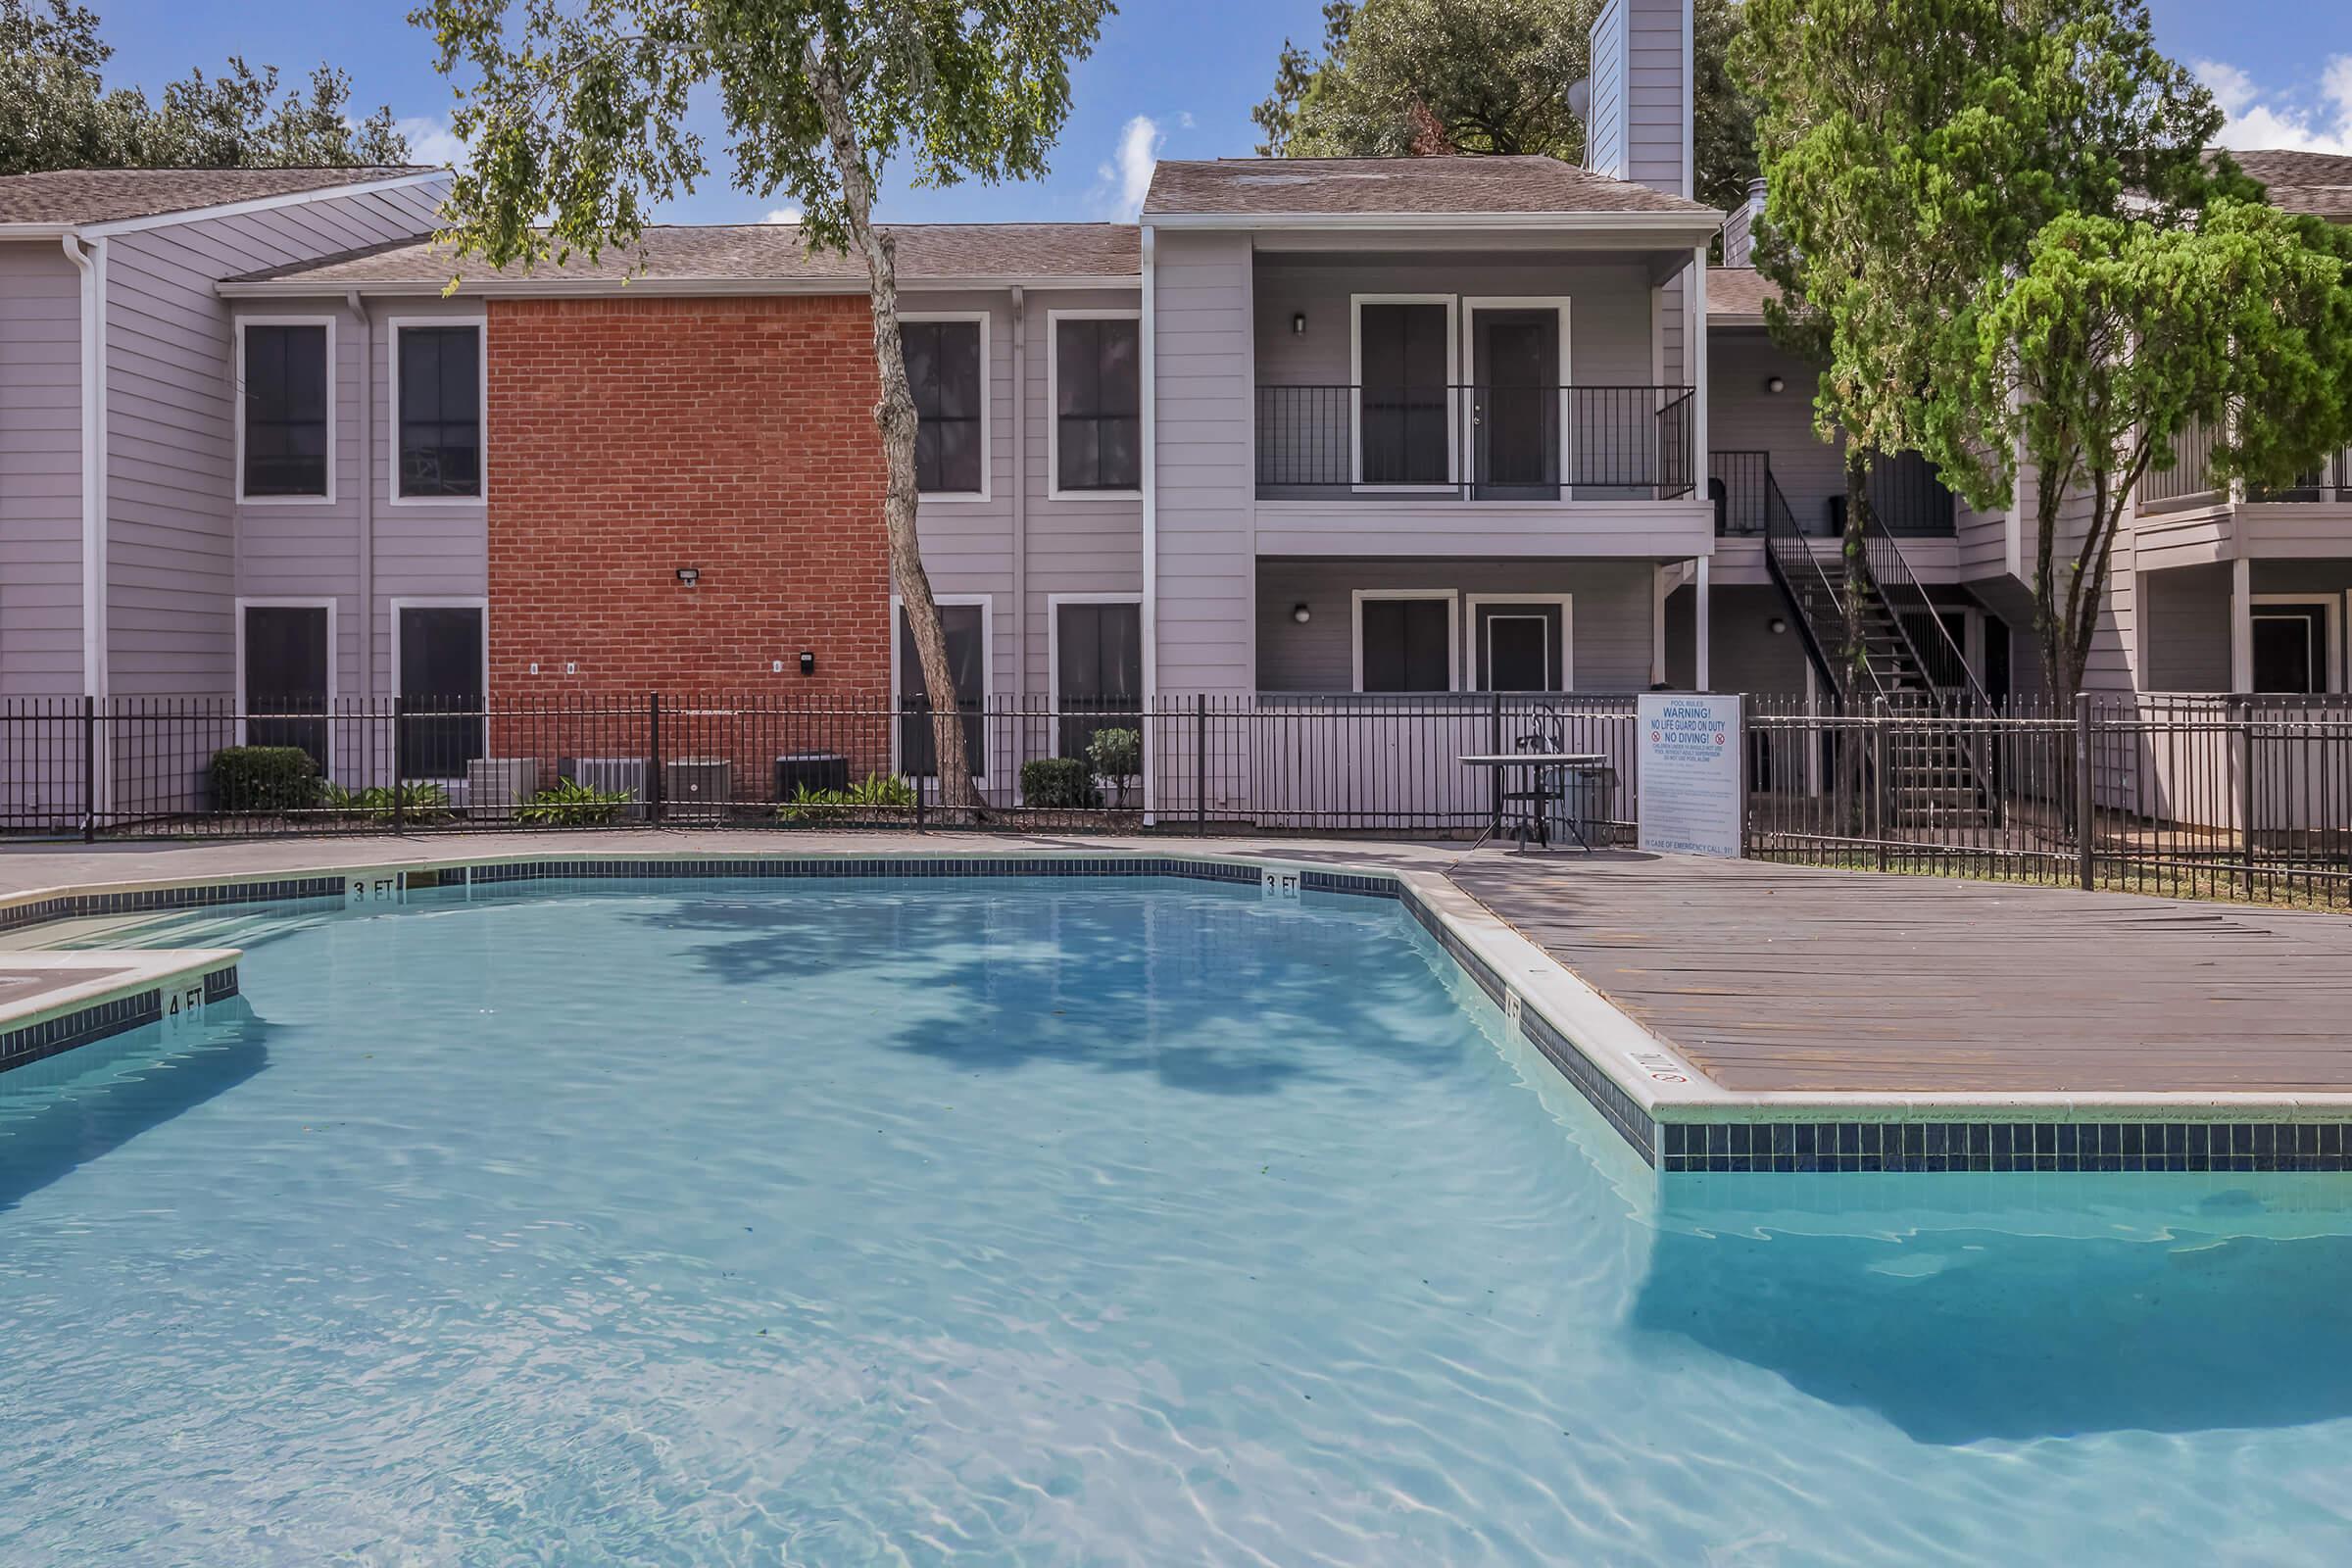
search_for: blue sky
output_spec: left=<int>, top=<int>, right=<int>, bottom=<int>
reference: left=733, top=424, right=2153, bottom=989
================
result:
left=86, top=0, right=2352, bottom=226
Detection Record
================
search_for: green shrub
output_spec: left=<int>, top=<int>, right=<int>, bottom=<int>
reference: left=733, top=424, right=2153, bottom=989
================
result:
left=777, top=772, right=918, bottom=823
left=1020, top=757, right=1101, bottom=809
left=1086, top=727, right=1141, bottom=807
left=210, top=746, right=319, bottom=813
left=314, top=780, right=452, bottom=825
left=516, top=777, right=635, bottom=826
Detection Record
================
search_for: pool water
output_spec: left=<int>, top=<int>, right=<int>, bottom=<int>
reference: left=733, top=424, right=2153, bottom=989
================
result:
left=3, top=876, right=2351, bottom=1565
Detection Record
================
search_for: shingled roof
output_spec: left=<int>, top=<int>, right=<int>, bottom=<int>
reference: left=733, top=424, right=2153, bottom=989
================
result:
left=0, top=167, right=436, bottom=227
left=223, top=222, right=1142, bottom=292
left=1708, top=267, right=1780, bottom=323
left=2227, top=148, right=2352, bottom=220
left=1144, top=155, right=1721, bottom=220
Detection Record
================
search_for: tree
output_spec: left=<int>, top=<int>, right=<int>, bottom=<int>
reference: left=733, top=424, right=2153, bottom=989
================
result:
left=1251, top=0, right=1758, bottom=215
left=417, top=0, right=1111, bottom=813
left=1938, top=203, right=2352, bottom=699
left=1737, top=0, right=2226, bottom=703
left=1, top=0, right=409, bottom=176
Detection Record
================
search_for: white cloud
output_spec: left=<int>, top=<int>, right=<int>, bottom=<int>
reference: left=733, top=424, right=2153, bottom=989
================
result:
left=393, top=114, right=469, bottom=169
left=1092, top=115, right=1164, bottom=221
left=2193, top=56, right=2352, bottom=156
left=761, top=207, right=804, bottom=224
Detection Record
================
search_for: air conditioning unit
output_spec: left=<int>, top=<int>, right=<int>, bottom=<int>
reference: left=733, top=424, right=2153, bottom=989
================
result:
left=662, top=758, right=733, bottom=819
left=560, top=757, right=648, bottom=818
left=466, top=758, right=540, bottom=820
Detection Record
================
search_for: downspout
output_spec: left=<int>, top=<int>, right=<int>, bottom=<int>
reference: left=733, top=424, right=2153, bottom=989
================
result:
left=348, top=290, right=374, bottom=710
left=62, top=234, right=106, bottom=704
left=1139, top=225, right=1157, bottom=822
left=1009, top=286, right=1026, bottom=710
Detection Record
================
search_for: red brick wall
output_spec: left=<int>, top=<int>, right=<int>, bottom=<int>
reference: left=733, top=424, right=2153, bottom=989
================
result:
left=487, top=294, right=890, bottom=700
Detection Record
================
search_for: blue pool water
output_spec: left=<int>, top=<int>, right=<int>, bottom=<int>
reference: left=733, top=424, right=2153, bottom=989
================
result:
left=4, top=876, right=2352, bottom=1564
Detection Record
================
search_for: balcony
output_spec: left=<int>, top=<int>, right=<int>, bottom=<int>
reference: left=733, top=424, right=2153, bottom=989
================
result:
left=1254, top=384, right=1696, bottom=504
left=1710, top=449, right=1955, bottom=538
left=2144, top=417, right=2352, bottom=512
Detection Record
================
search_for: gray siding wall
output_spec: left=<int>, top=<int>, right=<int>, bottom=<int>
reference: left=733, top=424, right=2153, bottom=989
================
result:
left=229, top=288, right=484, bottom=709
left=2139, top=563, right=2231, bottom=692
left=105, top=178, right=448, bottom=702
left=1152, top=229, right=1256, bottom=696
left=1624, top=0, right=1692, bottom=197
left=1707, top=330, right=1844, bottom=533
left=1253, top=558, right=1657, bottom=691
left=0, top=241, right=84, bottom=698
left=1587, top=0, right=1630, bottom=181
left=908, top=285, right=1144, bottom=709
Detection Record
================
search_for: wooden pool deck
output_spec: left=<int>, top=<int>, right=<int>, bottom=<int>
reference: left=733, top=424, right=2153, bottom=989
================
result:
left=1450, top=852, right=2352, bottom=1096
left=1, top=829, right=2345, bottom=1102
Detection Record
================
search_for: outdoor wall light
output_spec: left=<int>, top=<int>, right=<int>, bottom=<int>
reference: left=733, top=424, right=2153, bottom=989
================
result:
left=1765, top=374, right=1787, bottom=394
left=675, top=566, right=700, bottom=587
left=1292, top=312, right=1307, bottom=335
left=799, top=650, right=816, bottom=676
left=1292, top=603, right=1311, bottom=624
left=1768, top=615, right=1789, bottom=635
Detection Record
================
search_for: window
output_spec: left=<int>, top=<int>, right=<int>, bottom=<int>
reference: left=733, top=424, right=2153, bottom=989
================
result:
left=1354, top=593, right=1455, bottom=693
left=239, top=322, right=329, bottom=498
left=1053, top=599, right=1142, bottom=758
left=1470, top=599, right=1570, bottom=692
left=2252, top=602, right=2334, bottom=694
left=1053, top=316, right=1140, bottom=493
left=1354, top=300, right=1452, bottom=486
left=395, top=604, right=486, bottom=779
left=396, top=323, right=482, bottom=499
left=904, top=318, right=984, bottom=495
left=240, top=603, right=330, bottom=770
left=898, top=601, right=988, bottom=778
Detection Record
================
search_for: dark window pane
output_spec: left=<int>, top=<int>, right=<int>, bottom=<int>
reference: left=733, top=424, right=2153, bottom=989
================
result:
left=2252, top=610, right=2327, bottom=695
left=1054, top=601, right=1142, bottom=757
left=243, top=323, right=328, bottom=497
left=242, top=605, right=329, bottom=770
left=398, top=326, right=482, bottom=498
left=907, top=320, right=982, bottom=493
left=899, top=604, right=987, bottom=776
left=1055, top=318, right=1140, bottom=491
left=397, top=607, right=485, bottom=779
left=1358, top=304, right=1449, bottom=485
left=1361, top=598, right=1451, bottom=693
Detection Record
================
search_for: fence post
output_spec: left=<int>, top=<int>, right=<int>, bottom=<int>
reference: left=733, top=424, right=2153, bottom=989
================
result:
left=2236, top=696, right=2256, bottom=901
left=1872, top=701, right=1888, bottom=874
left=80, top=693, right=95, bottom=844
left=1489, top=690, right=1503, bottom=841
left=2074, top=694, right=2094, bottom=891
left=1195, top=693, right=1208, bottom=837
left=648, top=693, right=665, bottom=824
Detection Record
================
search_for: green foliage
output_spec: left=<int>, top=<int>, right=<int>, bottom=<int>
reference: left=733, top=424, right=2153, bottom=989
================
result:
left=515, top=777, right=636, bottom=825
left=1, top=0, right=408, bottom=176
left=1019, top=757, right=1101, bottom=809
left=208, top=746, right=319, bottom=814
left=1085, top=726, right=1140, bottom=783
left=317, top=780, right=455, bottom=825
left=415, top=0, right=1113, bottom=272
left=777, top=773, right=918, bottom=822
left=1251, top=0, right=1757, bottom=213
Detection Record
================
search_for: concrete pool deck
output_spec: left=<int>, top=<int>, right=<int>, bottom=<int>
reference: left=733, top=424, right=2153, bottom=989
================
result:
left=2, top=830, right=2348, bottom=1170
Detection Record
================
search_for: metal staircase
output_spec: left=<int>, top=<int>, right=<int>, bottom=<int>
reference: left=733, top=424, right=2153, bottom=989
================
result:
left=1759, top=466, right=2002, bottom=827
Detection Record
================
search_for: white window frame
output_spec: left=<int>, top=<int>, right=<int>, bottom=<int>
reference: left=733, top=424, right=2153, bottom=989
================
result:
left=1458, top=297, right=1573, bottom=498
left=1348, top=294, right=1459, bottom=492
left=233, top=595, right=337, bottom=750
left=233, top=315, right=336, bottom=506
left=889, top=592, right=995, bottom=786
left=1045, top=309, right=1144, bottom=501
left=386, top=316, right=488, bottom=508
left=2250, top=593, right=2344, bottom=694
left=1463, top=592, right=1575, bottom=693
left=901, top=311, right=992, bottom=503
left=1045, top=592, right=1146, bottom=711
left=1350, top=588, right=1460, bottom=694
left=388, top=596, right=491, bottom=779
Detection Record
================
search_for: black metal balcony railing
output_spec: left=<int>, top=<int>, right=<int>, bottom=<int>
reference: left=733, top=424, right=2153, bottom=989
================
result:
left=2143, top=417, right=2352, bottom=511
left=1254, top=384, right=1696, bottom=502
left=1712, top=449, right=1955, bottom=537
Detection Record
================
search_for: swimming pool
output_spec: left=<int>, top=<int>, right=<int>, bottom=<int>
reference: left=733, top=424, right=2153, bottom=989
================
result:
left=4, top=875, right=2351, bottom=1563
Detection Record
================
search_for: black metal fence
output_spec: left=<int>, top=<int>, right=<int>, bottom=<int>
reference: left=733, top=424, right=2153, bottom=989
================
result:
left=1746, top=694, right=2352, bottom=908
left=0, top=693, right=1642, bottom=843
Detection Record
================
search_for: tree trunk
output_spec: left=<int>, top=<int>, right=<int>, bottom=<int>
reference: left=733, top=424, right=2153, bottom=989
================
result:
left=1840, top=447, right=1873, bottom=696
left=806, top=41, right=980, bottom=813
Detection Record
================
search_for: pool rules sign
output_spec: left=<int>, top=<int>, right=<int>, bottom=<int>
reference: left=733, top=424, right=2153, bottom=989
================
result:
left=1637, top=694, right=1744, bottom=858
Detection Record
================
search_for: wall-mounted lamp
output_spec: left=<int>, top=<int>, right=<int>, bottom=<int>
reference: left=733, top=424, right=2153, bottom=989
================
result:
left=1291, top=312, right=1307, bottom=336
left=1291, top=603, right=1311, bottom=624
left=798, top=650, right=816, bottom=676
left=675, top=566, right=700, bottom=587
left=1764, top=374, right=1787, bottom=395
left=1768, top=615, right=1789, bottom=636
